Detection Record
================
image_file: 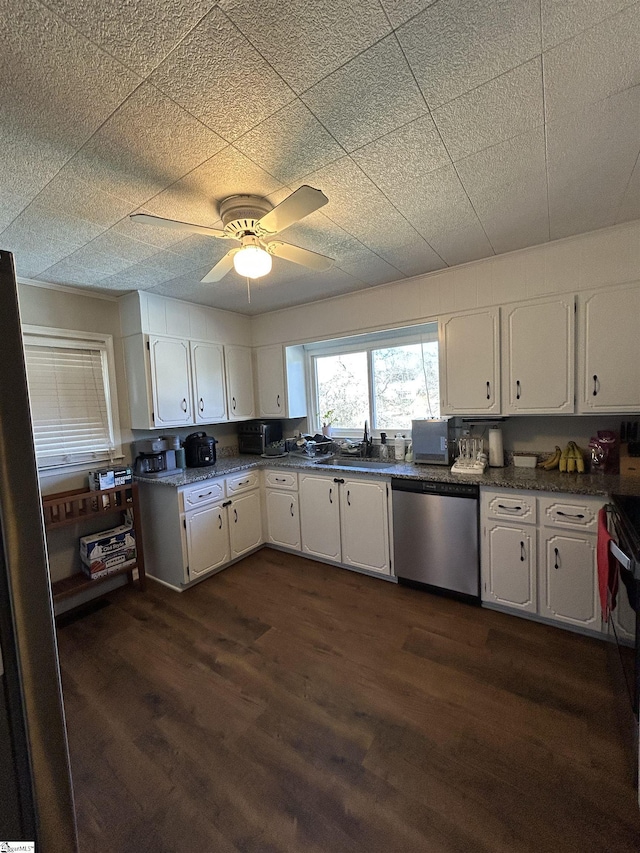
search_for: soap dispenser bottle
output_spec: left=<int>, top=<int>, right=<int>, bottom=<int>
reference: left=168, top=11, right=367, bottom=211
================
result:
left=379, top=432, right=388, bottom=461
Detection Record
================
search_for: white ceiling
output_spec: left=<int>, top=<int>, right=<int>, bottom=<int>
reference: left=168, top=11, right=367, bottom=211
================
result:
left=1, top=0, right=639, bottom=315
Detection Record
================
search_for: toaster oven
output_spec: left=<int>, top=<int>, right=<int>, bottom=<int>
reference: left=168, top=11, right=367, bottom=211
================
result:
left=238, top=421, right=283, bottom=454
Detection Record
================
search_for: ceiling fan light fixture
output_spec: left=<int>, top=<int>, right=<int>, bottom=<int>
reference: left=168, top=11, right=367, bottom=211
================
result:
left=233, top=245, right=272, bottom=279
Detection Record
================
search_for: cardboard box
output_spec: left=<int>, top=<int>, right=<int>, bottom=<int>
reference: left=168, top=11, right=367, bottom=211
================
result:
left=80, top=523, right=136, bottom=579
left=88, top=467, right=133, bottom=491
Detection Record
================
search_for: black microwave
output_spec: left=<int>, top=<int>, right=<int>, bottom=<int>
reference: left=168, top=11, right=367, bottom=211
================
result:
left=238, top=421, right=283, bottom=454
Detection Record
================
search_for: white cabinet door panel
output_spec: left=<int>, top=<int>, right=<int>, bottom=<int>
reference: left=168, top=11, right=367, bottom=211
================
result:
left=186, top=503, right=229, bottom=579
left=149, top=336, right=192, bottom=426
left=256, top=345, right=285, bottom=417
left=439, top=308, right=500, bottom=415
left=540, top=532, right=600, bottom=630
left=340, top=479, right=390, bottom=575
left=225, top=345, right=256, bottom=421
left=229, top=491, right=263, bottom=558
left=503, top=297, right=574, bottom=414
left=299, top=474, right=341, bottom=562
left=191, top=342, right=226, bottom=423
left=266, top=490, right=301, bottom=550
left=482, top=522, right=536, bottom=612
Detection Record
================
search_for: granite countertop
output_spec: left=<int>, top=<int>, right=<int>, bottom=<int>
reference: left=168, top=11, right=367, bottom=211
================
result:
left=135, top=453, right=640, bottom=497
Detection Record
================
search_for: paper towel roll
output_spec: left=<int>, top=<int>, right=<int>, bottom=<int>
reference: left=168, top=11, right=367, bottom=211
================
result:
left=489, top=427, right=504, bottom=468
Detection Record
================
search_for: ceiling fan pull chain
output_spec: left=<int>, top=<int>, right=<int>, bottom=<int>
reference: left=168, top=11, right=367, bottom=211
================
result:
left=246, top=276, right=251, bottom=304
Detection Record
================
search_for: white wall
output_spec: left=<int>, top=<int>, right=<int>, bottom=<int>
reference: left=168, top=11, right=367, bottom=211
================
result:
left=251, top=220, right=640, bottom=347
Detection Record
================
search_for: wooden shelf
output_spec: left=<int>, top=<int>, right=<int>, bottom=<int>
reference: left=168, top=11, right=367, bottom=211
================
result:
left=43, top=482, right=146, bottom=604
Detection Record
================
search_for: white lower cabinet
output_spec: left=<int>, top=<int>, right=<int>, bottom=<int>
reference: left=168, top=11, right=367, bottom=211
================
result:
left=186, top=501, right=230, bottom=579
left=229, top=491, right=263, bottom=558
left=265, top=490, right=301, bottom=550
left=299, top=473, right=391, bottom=576
left=481, top=488, right=605, bottom=635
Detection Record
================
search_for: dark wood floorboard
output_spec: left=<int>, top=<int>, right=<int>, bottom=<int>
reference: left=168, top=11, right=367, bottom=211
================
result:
left=56, top=547, right=640, bottom=853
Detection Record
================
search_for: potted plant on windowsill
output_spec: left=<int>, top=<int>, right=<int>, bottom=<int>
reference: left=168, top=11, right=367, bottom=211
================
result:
left=321, top=410, right=334, bottom=438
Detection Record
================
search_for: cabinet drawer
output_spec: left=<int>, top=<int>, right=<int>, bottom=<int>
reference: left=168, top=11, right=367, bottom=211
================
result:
left=263, top=469, right=298, bottom=491
left=481, top=489, right=537, bottom=525
left=538, top=495, right=604, bottom=532
left=226, top=470, right=260, bottom=496
left=181, top=479, right=225, bottom=511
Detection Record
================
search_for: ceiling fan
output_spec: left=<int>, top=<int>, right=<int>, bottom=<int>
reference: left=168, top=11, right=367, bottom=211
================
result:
left=130, top=185, right=334, bottom=283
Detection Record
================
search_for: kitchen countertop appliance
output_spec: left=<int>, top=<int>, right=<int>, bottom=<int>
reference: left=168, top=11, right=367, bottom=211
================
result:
left=238, top=420, right=283, bottom=454
left=411, top=418, right=454, bottom=465
left=133, top=438, right=180, bottom=478
left=184, top=431, right=218, bottom=468
left=392, top=478, right=479, bottom=602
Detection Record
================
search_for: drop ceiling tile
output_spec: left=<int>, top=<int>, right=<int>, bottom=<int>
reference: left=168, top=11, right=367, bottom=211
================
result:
left=616, top=155, right=640, bottom=224
left=97, top=250, right=191, bottom=290
left=339, top=252, right=402, bottom=286
left=351, top=114, right=450, bottom=189
left=398, top=0, right=541, bottom=109
left=220, top=0, right=391, bottom=93
left=144, top=147, right=283, bottom=224
left=433, top=58, right=544, bottom=161
left=167, top=234, right=234, bottom=273
left=62, top=83, right=227, bottom=207
left=541, top=0, right=638, bottom=49
left=0, top=0, right=140, bottom=198
left=0, top=191, right=31, bottom=233
left=233, top=101, right=344, bottom=184
left=77, top=232, right=166, bottom=269
left=379, top=0, right=438, bottom=28
left=377, top=241, right=446, bottom=277
left=273, top=211, right=374, bottom=269
left=149, top=7, right=296, bottom=142
left=0, top=206, right=105, bottom=262
left=13, top=252, right=72, bottom=280
left=31, top=175, right=135, bottom=229
left=43, top=0, right=217, bottom=76
left=456, top=127, right=549, bottom=253
left=547, top=86, right=640, bottom=239
left=544, top=5, right=640, bottom=123
left=34, top=260, right=113, bottom=287
left=302, top=36, right=428, bottom=151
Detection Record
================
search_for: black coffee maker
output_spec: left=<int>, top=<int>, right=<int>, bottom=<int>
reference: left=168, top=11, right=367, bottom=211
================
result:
left=133, top=438, right=180, bottom=478
left=184, top=432, right=218, bottom=468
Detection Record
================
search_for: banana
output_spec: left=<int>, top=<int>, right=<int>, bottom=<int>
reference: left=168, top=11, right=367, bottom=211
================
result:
left=566, top=450, right=576, bottom=473
left=539, top=446, right=562, bottom=470
left=571, top=441, right=586, bottom=474
left=559, top=444, right=570, bottom=473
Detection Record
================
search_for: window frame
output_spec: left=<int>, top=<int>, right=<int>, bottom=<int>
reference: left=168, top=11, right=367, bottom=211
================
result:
left=305, top=323, right=439, bottom=438
left=22, top=325, right=123, bottom=472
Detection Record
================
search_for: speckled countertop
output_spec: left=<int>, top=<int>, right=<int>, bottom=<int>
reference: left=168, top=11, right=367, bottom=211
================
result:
left=135, top=453, right=640, bottom=497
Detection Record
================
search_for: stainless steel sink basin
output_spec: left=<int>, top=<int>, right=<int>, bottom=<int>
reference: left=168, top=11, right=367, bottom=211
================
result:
left=314, top=457, right=394, bottom=469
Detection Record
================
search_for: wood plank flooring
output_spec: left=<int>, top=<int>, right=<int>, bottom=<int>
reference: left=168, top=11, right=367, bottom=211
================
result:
left=57, top=548, right=640, bottom=852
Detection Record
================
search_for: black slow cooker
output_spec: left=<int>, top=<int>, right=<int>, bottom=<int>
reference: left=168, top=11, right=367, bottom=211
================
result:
left=184, top=432, right=218, bottom=468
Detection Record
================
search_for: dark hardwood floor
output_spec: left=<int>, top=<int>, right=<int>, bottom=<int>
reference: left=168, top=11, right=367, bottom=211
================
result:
left=57, top=548, right=640, bottom=852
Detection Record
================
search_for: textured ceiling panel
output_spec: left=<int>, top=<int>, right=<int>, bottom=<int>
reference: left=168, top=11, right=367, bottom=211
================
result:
left=43, top=0, right=218, bottom=76
left=149, top=7, right=296, bottom=142
left=301, top=36, right=428, bottom=151
left=233, top=100, right=344, bottom=184
left=379, top=0, right=438, bottom=29
left=0, top=205, right=104, bottom=257
left=34, top=258, right=123, bottom=287
left=30, top=174, right=135, bottom=229
left=541, top=0, right=637, bottom=49
left=397, top=0, right=540, bottom=109
left=433, top=59, right=544, bottom=161
left=110, top=210, right=192, bottom=249
left=547, top=86, right=640, bottom=239
left=544, top=5, right=640, bottom=122
left=456, top=127, right=549, bottom=253
left=97, top=250, right=196, bottom=290
left=220, top=0, right=391, bottom=93
left=616, top=156, right=640, bottom=224
left=0, top=191, right=31, bottom=233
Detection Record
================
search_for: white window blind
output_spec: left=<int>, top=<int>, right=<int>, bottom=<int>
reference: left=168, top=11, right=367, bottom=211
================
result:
left=24, top=335, right=117, bottom=469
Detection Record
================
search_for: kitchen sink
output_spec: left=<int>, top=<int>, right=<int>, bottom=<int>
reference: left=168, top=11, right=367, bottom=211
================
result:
left=314, top=457, right=394, bottom=469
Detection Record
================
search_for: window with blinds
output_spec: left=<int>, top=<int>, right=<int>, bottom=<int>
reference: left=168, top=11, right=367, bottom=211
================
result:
left=23, top=330, right=119, bottom=469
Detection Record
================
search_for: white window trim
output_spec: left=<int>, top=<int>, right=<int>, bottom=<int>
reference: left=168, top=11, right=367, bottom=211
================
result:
left=22, top=325, right=123, bottom=471
left=305, top=323, right=439, bottom=438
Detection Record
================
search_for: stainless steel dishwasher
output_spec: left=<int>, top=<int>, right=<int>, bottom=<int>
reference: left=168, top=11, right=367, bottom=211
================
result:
left=392, top=479, right=480, bottom=602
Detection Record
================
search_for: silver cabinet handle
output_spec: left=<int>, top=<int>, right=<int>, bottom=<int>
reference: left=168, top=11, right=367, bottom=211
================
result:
left=199, top=397, right=204, bottom=412
left=290, top=501, right=294, bottom=517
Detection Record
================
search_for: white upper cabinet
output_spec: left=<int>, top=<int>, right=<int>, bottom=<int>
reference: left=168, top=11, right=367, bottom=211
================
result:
left=149, top=336, right=192, bottom=427
left=191, top=342, right=226, bottom=424
left=502, top=297, right=575, bottom=414
left=225, top=345, right=255, bottom=421
left=578, top=283, right=640, bottom=412
left=439, top=308, right=501, bottom=415
left=255, top=344, right=307, bottom=419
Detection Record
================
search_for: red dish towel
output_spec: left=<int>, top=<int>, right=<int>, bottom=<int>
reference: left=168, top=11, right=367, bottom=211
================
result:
left=597, top=507, right=618, bottom=622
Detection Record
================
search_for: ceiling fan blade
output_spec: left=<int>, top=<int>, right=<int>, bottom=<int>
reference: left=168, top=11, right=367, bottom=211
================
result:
left=200, top=250, right=238, bottom=283
left=267, top=241, right=334, bottom=271
left=256, top=186, right=328, bottom=236
left=130, top=213, right=232, bottom=240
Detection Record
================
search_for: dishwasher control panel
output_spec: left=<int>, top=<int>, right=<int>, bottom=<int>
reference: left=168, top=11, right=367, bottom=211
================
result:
left=391, top=478, right=479, bottom=498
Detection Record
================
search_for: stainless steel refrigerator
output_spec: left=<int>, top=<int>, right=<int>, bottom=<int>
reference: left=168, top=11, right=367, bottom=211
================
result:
left=0, top=249, right=78, bottom=849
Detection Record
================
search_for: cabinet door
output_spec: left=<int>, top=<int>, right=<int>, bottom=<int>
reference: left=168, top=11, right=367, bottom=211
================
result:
left=439, top=308, right=500, bottom=415
left=186, top=503, right=229, bottom=579
left=299, top=474, right=341, bottom=562
left=481, top=522, right=536, bottom=612
left=266, top=489, right=301, bottom=550
left=340, top=479, right=390, bottom=575
left=229, top=491, right=263, bottom=558
left=256, top=345, right=285, bottom=417
left=191, top=342, right=226, bottom=423
left=503, top=297, right=574, bottom=414
left=149, top=336, right=192, bottom=426
left=225, top=345, right=256, bottom=421
left=539, top=531, right=600, bottom=630
left=579, top=284, right=640, bottom=412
